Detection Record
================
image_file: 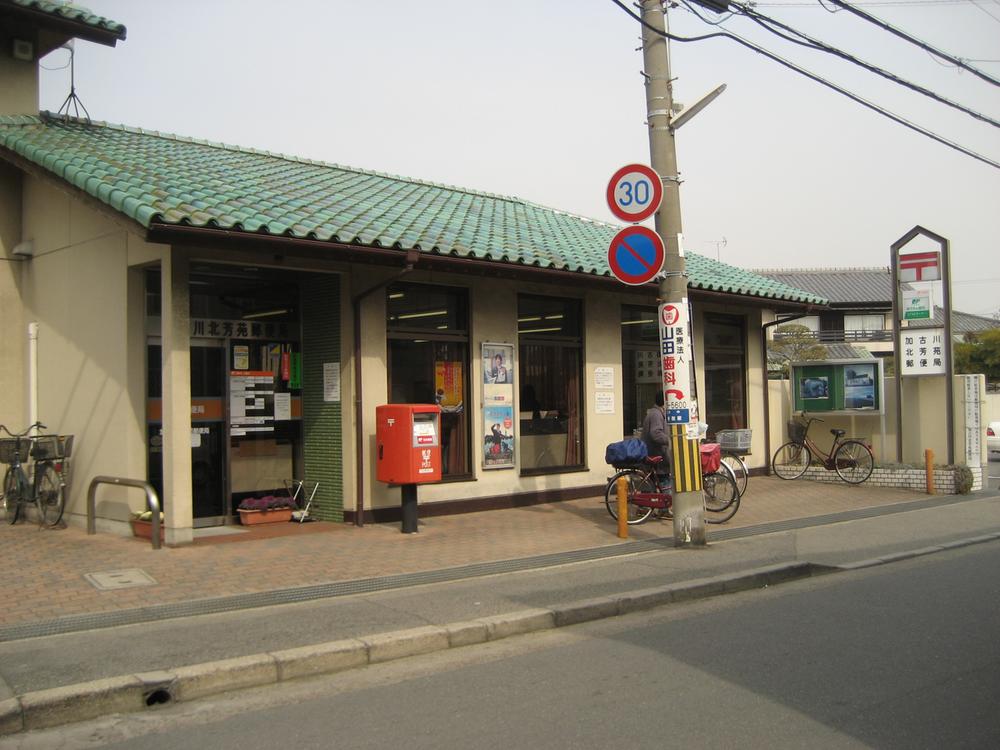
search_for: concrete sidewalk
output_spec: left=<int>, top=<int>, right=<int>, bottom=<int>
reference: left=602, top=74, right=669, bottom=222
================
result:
left=2, top=478, right=999, bottom=734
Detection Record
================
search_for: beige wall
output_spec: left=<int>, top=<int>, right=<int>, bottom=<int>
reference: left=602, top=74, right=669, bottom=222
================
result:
left=21, top=176, right=155, bottom=526
left=0, top=54, right=38, bottom=117
left=0, top=163, right=26, bottom=428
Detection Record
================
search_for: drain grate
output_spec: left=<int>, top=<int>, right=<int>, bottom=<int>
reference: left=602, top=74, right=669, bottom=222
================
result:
left=83, top=569, right=158, bottom=591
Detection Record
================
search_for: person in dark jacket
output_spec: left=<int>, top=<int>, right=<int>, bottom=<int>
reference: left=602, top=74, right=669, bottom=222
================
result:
left=640, top=391, right=672, bottom=477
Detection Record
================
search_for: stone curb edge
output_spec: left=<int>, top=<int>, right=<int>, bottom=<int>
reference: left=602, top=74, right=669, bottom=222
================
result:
left=0, top=560, right=822, bottom=735
left=3, top=533, right=998, bottom=736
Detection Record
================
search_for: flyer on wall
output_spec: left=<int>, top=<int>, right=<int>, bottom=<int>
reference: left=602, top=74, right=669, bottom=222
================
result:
left=482, top=343, right=515, bottom=469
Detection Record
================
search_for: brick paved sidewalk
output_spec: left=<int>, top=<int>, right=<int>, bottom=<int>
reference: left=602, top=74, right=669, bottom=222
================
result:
left=0, top=477, right=929, bottom=628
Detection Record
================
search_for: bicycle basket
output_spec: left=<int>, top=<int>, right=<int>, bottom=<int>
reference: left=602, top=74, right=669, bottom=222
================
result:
left=31, top=436, right=61, bottom=461
left=716, top=429, right=751, bottom=453
left=0, top=438, right=29, bottom=465
left=787, top=420, right=807, bottom=443
left=699, top=443, right=721, bottom=474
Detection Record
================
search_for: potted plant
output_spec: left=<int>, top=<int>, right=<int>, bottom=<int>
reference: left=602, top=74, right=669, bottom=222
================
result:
left=237, top=495, right=295, bottom=525
left=130, top=509, right=164, bottom=540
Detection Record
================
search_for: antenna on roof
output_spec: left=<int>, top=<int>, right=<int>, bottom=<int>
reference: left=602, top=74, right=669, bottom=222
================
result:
left=55, top=41, right=91, bottom=123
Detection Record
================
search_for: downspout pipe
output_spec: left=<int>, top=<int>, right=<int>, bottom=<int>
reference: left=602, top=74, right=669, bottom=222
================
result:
left=761, top=312, right=810, bottom=472
left=351, top=250, right=419, bottom=526
left=28, top=322, right=39, bottom=428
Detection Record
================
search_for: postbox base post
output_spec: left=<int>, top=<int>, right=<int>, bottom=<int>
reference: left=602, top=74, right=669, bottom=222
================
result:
left=401, top=483, right=418, bottom=534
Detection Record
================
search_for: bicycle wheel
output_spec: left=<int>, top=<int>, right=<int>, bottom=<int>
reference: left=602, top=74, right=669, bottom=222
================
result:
left=772, top=441, right=811, bottom=480
left=721, top=453, right=748, bottom=497
left=35, top=463, right=65, bottom=527
left=3, top=467, right=21, bottom=524
left=604, top=468, right=655, bottom=525
left=834, top=440, right=874, bottom=484
left=703, top=471, right=740, bottom=524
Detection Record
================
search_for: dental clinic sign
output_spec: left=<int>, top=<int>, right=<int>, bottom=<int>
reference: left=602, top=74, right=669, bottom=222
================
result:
left=659, top=301, right=692, bottom=424
left=900, top=328, right=945, bottom=376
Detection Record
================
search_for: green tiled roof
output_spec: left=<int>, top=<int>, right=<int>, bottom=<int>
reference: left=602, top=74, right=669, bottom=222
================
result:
left=5, top=0, right=126, bottom=40
left=0, top=114, right=826, bottom=305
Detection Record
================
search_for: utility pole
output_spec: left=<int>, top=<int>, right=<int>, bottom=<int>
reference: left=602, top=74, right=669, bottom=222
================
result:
left=640, top=0, right=706, bottom=545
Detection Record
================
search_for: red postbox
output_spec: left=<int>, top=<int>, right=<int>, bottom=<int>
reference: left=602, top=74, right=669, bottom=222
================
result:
left=375, top=404, right=442, bottom=484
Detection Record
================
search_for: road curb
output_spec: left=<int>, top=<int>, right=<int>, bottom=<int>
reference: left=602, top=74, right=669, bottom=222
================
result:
left=0, top=560, right=822, bottom=736
left=5, top=536, right=998, bottom=736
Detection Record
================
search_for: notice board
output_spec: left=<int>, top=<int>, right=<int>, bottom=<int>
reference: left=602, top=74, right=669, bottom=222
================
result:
left=791, top=359, right=884, bottom=415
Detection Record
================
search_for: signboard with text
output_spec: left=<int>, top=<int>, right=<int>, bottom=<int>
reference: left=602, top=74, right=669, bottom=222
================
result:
left=658, top=301, right=693, bottom=424
left=900, top=328, right=946, bottom=376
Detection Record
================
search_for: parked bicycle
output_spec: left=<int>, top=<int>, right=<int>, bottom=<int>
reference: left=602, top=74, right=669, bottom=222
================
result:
left=1, top=423, right=71, bottom=527
left=771, top=416, right=873, bottom=484
left=716, top=429, right=751, bottom=497
left=603, top=448, right=741, bottom=525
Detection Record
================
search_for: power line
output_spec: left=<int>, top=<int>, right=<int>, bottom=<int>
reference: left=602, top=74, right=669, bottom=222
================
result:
left=826, top=0, right=1000, bottom=86
left=608, top=0, right=1000, bottom=169
left=714, top=1, right=1000, bottom=128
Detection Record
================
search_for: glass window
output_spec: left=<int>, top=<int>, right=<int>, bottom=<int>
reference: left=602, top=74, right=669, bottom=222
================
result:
left=620, top=305, right=659, bottom=438
left=844, top=314, right=885, bottom=332
left=704, top=314, right=747, bottom=437
left=387, top=283, right=470, bottom=478
left=518, top=295, right=584, bottom=473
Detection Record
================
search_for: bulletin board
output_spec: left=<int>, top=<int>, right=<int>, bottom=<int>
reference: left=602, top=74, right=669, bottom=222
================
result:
left=791, top=358, right=884, bottom=415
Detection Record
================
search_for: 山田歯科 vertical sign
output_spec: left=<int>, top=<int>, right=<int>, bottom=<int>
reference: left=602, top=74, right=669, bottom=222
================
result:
left=658, top=301, right=692, bottom=425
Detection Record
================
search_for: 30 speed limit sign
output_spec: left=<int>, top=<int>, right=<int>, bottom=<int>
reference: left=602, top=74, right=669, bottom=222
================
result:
left=606, top=164, right=663, bottom=223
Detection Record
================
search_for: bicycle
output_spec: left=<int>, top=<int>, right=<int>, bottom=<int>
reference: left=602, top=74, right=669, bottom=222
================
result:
left=603, top=452, right=741, bottom=525
left=1, top=423, right=70, bottom=527
left=716, top=429, right=751, bottom=497
left=771, top=416, right=874, bottom=484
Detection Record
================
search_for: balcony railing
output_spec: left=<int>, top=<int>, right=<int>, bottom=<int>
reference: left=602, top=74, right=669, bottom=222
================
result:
left=772, top=329, right=893, bottom=343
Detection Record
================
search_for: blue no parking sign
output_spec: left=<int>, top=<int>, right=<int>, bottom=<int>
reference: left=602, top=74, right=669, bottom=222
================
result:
left=607, top=226, right=665, bottom=286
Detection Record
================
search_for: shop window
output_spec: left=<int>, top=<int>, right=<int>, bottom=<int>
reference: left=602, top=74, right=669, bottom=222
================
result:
left=518, top=295, right=584, bottom=474
left=387, top=283, right=470, bottom=478
left=620, top=305, right=659, bottom=438
left=704, top=314, right=747, bottom=437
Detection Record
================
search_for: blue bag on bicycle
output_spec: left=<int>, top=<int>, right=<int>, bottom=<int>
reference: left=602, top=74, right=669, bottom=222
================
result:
left=604, top=439, right=647, bottom=467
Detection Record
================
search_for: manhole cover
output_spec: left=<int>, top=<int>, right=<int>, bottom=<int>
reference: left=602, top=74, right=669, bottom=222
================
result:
left=84, top=569, right=158, bottom=591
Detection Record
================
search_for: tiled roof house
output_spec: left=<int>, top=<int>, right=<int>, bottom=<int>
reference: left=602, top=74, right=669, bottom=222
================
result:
left=1, top=1, right=829, bottom=541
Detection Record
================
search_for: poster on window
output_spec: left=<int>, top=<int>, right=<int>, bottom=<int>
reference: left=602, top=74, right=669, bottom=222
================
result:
left=483, top=404, right=515, bottom=468
left=434, top=361, right=464, bottom=413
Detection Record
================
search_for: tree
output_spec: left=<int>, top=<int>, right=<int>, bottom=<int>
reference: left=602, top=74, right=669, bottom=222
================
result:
left=954, top=328, right=1000, bottom=384
left=768, top=323, right=827, bottom=378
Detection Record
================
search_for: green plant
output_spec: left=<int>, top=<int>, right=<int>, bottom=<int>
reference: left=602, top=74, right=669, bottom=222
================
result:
left=946, top=465, right=974, bottom=495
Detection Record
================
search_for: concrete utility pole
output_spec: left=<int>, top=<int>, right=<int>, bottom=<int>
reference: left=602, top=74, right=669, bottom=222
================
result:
left=640, top=0, right=706, bottom=545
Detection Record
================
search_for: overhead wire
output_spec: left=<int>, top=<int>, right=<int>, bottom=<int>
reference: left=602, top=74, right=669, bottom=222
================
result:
left=825, top=0, right=1000, bottom=86
left=704, top=1, right=1000, bottom=128
left=608, top=0, right=1000, bottom=169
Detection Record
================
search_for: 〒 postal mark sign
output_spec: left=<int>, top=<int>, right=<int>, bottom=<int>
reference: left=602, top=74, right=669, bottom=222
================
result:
left=607, top=226, right=665, bottom=286
left=606, top=163, right=663, bottom=223
left=899, top=251, right=941, bottom=282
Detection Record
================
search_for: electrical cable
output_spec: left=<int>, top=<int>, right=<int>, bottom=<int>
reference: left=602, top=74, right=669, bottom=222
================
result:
left=711, top=1, right=1000, bottom=128
left=826, top=0, right=1000, bottom=86
left=609, top=0, right=1000, bottom=169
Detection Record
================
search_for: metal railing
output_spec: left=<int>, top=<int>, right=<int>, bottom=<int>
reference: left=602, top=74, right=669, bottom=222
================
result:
left=87, top=476, right=162, bottom=550
left=772, top=329, right=893, bottom=343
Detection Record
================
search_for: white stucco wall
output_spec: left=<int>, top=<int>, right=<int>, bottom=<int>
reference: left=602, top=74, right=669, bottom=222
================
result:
left=20, top=176, right=154, bottom=525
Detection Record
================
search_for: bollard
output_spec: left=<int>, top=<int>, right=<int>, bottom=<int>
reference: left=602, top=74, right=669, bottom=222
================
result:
left=616, top=476, right=628, bottom=539
left=925, top=449, right=934, bottom=495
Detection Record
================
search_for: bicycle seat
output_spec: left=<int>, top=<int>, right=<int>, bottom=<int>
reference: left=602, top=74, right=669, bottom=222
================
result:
left=830, top=428, right=846, bottom=438
left=645, top=455, right=665, bottom=466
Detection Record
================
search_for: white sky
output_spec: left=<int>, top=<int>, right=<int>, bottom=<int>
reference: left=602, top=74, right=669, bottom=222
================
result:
left=38, top=0, right=1000, bottom=317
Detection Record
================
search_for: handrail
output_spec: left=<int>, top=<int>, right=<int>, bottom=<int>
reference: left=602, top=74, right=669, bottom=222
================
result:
left=87, top=476, right=162, bottom=550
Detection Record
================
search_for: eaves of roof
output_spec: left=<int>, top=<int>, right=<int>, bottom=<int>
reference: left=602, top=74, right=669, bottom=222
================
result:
left=2, top=0, right=126, bottom=46
left=0, top=114, right=828, bottom=307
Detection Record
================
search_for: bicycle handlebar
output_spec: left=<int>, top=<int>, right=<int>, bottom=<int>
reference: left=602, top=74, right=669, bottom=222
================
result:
left=0, top=422, right=47, bottom=438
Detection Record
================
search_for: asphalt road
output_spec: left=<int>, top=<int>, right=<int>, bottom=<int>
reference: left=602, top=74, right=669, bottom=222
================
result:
left=9, top=541, right=998, bottom=750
